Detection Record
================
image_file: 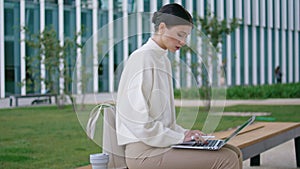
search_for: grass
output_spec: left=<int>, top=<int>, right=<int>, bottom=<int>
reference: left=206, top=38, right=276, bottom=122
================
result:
left=1, top=104, right=300, bottom=168
left=0, top=106, right=99, bottom=169
left=176, top=105, right=300, bottom=133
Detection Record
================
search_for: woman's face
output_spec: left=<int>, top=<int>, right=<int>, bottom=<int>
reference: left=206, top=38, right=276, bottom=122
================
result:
left=160, top=24, right=192, bottom=53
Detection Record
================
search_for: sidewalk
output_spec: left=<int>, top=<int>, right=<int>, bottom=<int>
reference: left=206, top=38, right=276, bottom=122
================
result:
left=1, top=92, right=300, bottom=109
left=243, top=140, right=297, bottom=169
left=174, top=98, right=300, bottom=107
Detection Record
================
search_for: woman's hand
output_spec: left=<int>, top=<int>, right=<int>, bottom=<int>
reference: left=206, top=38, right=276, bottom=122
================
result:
left=184, top=130, right=206, bottom=143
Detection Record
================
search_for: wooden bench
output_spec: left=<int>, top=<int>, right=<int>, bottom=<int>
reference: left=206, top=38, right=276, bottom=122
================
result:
left=9, top=93, right=58, bottom=107
left=77, top=122, right=300, bottom=169
left=214, top=122, right=300, bottom=167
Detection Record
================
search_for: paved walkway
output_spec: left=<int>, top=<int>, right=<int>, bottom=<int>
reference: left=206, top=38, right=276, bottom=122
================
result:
left=243, top=140, right=297, bottom=169
left=174, top=98, right=300, bottom=107
left=1, top=92, right=299, bottom=108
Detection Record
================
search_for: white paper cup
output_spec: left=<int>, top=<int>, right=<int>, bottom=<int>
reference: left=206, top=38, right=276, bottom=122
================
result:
left=90, top=153, right=109, bottom=169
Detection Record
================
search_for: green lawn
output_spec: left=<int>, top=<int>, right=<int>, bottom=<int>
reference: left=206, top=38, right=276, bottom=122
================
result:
left=177, top=105, right=300, bottom=131
left=0, top=106, right=99, bottom=169
left=0, top=105, right=300, bottom=169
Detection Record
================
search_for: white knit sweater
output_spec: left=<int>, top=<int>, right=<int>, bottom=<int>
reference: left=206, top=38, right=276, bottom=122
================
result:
left=116, top=38, right=186, bottom=148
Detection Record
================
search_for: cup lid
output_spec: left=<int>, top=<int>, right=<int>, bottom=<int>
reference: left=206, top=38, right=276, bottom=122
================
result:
left=90, top=153, right=109, bottom=160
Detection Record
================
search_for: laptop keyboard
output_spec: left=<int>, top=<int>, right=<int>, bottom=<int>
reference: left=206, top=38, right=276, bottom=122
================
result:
left=194, top=140, right=220, bottom=147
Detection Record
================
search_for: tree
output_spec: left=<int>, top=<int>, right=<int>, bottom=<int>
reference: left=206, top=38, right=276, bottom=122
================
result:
left=196, top=10, right=240, bottom=53
left=195, top=10, right=241, bottom=84
left=23, top=27, right=84, bottom=108
left=179, top=10, right=241, bottom=109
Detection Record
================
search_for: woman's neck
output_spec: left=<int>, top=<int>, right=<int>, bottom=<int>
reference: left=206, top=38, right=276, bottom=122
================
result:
left=151, top=34, right=167, bottom=50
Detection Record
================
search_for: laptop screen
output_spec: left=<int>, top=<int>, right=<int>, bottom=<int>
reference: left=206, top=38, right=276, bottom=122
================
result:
left=224, top=116, right=256, bottom=143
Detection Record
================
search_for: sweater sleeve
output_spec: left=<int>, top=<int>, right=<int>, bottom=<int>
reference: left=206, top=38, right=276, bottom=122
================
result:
left=116, top=54, right=185, bottom=147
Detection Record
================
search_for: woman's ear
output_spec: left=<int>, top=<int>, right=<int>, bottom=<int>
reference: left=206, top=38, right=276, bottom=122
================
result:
left=158, top=22, right=167, bottom=34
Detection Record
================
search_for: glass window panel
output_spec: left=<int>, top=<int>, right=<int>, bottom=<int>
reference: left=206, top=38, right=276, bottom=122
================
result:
left=144, top=0, right=150, bottom=12
left=45, top=0, right=57, bottom=3
left=5, top=42, right=14, bottom=67
left=128, top=0, right=136, bottom=13
left=81, top=12, right=87, bottom=37
left=5, top=41, right=15, bottom=95
left=46, top=9, right=53, bottom=27
left=64, top=0, right=74, bottom=5
left=64, top=11, right=71, bottom=37
left=4, top=9, right=14, bottom=36
left=26, top=9, right=34, bottom=31
left=100, top=0, right=108, bottom=10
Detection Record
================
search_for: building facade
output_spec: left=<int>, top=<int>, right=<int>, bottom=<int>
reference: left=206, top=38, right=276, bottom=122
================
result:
left=0, top=0, right=299, bottom=98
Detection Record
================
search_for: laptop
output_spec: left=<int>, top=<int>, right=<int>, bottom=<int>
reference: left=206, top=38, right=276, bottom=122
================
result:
left=172, top=116, right=256, bottom=150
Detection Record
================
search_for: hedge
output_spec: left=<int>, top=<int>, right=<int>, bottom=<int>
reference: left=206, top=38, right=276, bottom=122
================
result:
left=174, top=83, right=300, bottom=99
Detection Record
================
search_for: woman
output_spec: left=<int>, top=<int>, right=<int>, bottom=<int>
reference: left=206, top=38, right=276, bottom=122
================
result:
left=116, top=3, right=242, bottom=169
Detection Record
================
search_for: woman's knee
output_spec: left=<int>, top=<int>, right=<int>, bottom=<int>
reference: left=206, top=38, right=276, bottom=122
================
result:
left=222, top=149, right=240, bottom=169
left=216, top=148, right=240, bottom=169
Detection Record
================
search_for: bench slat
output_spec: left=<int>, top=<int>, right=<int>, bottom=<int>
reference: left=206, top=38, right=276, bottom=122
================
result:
left=214, top=122, right=300, bottom=149
left=215, top=123, right=265, bottom=140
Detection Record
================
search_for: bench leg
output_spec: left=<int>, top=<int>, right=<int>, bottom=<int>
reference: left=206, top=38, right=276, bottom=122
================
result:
left=15, top=98, right=18, bottom=107
left=296, top=137, right=300, bottom=167
left=250, top=154, right=260, bottom=166
left=10, top=97, right=13, bottom=107
left=48, top=96, right=52, bottom=104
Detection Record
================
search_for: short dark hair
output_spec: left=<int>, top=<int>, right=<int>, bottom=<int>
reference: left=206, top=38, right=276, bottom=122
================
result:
left=152, top=3, right=193, bottom=32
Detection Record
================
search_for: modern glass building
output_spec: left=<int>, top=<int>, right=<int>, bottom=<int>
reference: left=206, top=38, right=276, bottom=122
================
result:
left=0, top=0, right=299, bottom=98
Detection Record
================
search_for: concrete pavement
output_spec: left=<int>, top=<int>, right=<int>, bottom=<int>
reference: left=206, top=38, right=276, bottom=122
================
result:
left=1, top=92, right=299, bottom=108
left=243, top=140, right=298, bottom=169
left=174, top=98, right=300, bottom=107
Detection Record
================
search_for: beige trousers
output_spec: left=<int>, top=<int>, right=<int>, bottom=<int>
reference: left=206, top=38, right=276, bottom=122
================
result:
left=125, top=142, right=242, bottom=169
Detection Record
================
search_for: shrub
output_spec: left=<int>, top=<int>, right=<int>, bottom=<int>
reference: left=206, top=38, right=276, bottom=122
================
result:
left=174, top=83, right=300, bottom=99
